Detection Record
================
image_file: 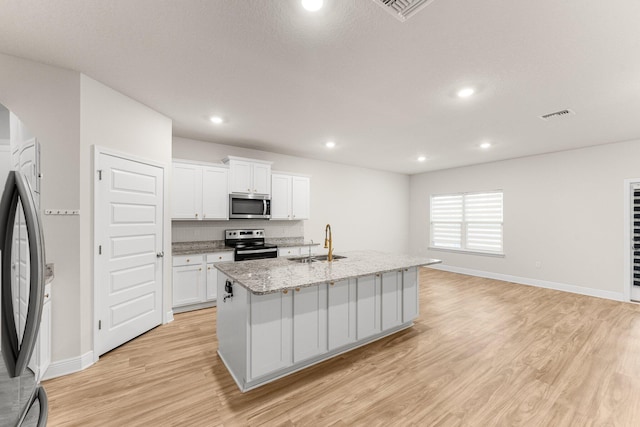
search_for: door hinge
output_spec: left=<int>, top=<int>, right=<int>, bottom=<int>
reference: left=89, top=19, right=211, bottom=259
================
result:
left=97, top=170, right=103, bottom=180
left=98, top=245, right=102, bottom=255
left=98, top=320, right=102, bottom=330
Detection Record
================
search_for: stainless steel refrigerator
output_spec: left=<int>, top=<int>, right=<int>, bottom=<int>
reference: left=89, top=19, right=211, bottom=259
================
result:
left=0, top=170, right=47, bottom=426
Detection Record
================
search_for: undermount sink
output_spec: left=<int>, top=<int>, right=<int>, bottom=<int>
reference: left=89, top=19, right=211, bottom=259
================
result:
left=288, top=254, right=347, bottom=263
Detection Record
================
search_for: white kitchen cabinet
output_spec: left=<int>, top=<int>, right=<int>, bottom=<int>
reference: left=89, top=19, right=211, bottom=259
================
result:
left=328, top=279, right=357, bottom=350
left=292, top=284, right=328, bottom=363
left=356, top=274, right=382, bottom=340
left=402, top=267, right=419, bottom=322
left=271, top=173, right=310, bottom=220
left=172, top=161, right=228, bottom=220
left=224, top=156, right=272, bottom=195
left=206, top=252, right=234, bottom=301
left=249, top=290, right=293, bottom=380
left=381, top=271, right=403, bottom=330
left=173, top=252, right=233, bottom=310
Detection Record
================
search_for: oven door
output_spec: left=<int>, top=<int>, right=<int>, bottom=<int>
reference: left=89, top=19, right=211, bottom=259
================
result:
left=229, top=194, right=271, bottom=219
left=235, top=247, right=278, bottom=261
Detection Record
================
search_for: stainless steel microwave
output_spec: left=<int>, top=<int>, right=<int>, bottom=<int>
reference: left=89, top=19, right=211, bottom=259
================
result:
left=229, top=193, right=271, bottom=219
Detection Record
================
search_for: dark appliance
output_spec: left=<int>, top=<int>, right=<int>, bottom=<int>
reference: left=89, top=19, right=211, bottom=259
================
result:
left=225, top=229, right=278, bottom=261
left=229, top=194, right=271, bottom=220
left=0, top=171, right=48, bottom=427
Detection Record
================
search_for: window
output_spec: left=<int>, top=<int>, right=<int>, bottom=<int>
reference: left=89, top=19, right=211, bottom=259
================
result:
left=430, top=191, right=503, bottom=254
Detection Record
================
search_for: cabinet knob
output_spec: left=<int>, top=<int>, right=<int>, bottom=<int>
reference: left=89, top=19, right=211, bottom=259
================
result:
left=186, top=259, right=190, bottom=263
left=295, top=287, right=301, bottom=292
left=254, top=189, right=257, bottom=192
left=283, top=289, right=288, bottom=294
left=199, top=267, right=202, bottom=271
left=247, top=188, right=251, bottom=192
left=375, top=273, right=381, bottom=277
left=329, top=281, right=335, bottom=286
left=219, top=256, right=222, bottom=260
left=404, top=268, right=409, bottom=272
left=207, top=267, right=211, bottom=270
left=195, top=213, right=198, bottom=217
left=45, top=294, right=49, bottom=298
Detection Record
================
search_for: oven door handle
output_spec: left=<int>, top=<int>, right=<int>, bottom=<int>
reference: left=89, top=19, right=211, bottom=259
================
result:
left=237, top=248, right=277, bottom=255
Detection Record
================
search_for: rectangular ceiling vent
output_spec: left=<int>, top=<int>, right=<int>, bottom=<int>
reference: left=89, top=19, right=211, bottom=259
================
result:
left=373, top=0, right=437, bottom=22
left=539, top=109, right=576, bottom=121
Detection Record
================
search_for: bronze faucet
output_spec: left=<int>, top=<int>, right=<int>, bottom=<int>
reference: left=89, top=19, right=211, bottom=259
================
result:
left=324, top=224, right=333, bottom=262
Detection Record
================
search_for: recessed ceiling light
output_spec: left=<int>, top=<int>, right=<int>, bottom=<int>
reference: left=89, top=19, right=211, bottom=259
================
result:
left=325, top=141, right=336, bottom=148
left=417, top=156, right=426, bottom=162
left=480, top=142, right=491, bottom=149
left=210, top=116, right=224, bottom=124
left=302, top=0, right=323, bottom=12
left=457, top=87, right=475, bottom=98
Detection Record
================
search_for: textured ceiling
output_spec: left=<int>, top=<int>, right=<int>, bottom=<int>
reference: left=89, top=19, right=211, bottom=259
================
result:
left=0, top=0, right=639, bottom=174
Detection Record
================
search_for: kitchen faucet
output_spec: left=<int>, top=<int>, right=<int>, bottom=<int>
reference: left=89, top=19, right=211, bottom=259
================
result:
left=324, top=224, right=334, bottom=262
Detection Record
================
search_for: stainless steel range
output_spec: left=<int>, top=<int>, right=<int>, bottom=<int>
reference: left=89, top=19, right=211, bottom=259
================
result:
left=225, top=229, right=278, bottom=261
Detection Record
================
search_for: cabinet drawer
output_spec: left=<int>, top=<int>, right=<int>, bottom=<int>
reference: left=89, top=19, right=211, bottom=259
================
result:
left=173, top=255, right=204, bottom=267
left=206, top=252, right=234, bottom=263
left=278, top=247, right=301, bottom=257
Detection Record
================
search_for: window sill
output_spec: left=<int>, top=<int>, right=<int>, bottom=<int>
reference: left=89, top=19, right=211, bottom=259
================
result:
left=428, top=247, right=505, bottom=258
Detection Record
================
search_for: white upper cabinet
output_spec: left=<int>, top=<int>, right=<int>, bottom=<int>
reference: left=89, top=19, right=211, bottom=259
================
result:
left=172, top=160, right=228, bottom=220
left=271, top=173, right=310, bottom=220
left=224, top=156, right=273, bottom=196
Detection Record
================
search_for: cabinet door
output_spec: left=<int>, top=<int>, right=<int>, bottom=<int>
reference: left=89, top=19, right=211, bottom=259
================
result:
left=381, top=271, right=403, bottom=330
left=172, top=264, right=205, bottom=307
left=402, top=267, right=419, bottom=322
left=206, top=263, right=217, bottom=301
left=202, top=166, right=228, bottom=220
left=271, top=174, right=291, bottom=219
left=328, top=279, right=356, bottom=350
left=229, top=159, right=253, bottom=193
left=38, top=298, right=52, bottom=379
left=252, top=163, right=271, bottom=195
left=172, top=163, right=202, bottom=219
left=249, top=290, right=293, bottom=379
left=291, top=176, right=310, bottom=220
left=293, top=284, right=328, bottom=363
left=356, top=274, right=382, bottom=340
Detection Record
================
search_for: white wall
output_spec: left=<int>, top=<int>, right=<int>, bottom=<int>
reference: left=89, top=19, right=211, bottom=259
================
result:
left=0, top=105, right=9, bottom=140
left=0, top=52, right=83, bottom=362
left=410, top=139, right=640, bottom=299
left=79, top=76, right=173, bottom=354
left=173, top=137, right=410, bottom=253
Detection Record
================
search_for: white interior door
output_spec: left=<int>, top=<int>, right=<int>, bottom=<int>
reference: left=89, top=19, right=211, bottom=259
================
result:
left=95, top=153, right=164, bottom=356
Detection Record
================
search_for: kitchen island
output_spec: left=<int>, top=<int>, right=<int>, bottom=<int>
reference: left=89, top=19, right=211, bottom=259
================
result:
left=215, top=251, right=441, bottom=392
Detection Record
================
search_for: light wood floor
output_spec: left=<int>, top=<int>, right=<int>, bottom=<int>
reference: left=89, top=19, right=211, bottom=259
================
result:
left=43, top=269, right=640, bottom=426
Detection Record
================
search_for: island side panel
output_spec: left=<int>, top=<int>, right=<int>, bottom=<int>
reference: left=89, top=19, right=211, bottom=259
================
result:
left=402, top=267, right=419, bottom=322
left=217, top=271, right=248, bottom=385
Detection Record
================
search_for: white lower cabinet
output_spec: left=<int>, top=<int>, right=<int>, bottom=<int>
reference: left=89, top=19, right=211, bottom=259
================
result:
left=172, top=259, right=205, bottom=307
left=217, top=267, right=420, bottom=392
left=381, top=271, right=403, bottom=330
left=172, top=252, right=233, bottom=310
left=356, top=274, right=382, bottom=340
left=402, top=267, right=419, bottom=322
left=249, top=290, right=293, bottom=380
left=293, top=284, right=327, bottom=363
left=328, top=279, right=357, bottom=350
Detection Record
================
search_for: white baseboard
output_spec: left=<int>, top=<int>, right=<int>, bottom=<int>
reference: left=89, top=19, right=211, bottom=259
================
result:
left=42, top=351, right=95, bottom=381
left=429, top=264, right=625, bottom=302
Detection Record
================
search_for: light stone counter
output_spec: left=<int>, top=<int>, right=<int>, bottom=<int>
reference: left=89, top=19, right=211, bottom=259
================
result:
left=172, top=240, right=233, bottom=255
left=215, top=250, right=441, bottom=295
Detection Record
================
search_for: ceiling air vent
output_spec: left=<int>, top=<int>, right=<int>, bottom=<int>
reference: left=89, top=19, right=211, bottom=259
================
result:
left=539, top=109, right=576, bottom=121
left=373, top=0, right=437, bottom=22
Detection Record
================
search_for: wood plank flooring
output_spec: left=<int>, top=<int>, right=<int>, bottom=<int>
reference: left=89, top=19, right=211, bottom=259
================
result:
left=43, top=268, right=640, bottom=426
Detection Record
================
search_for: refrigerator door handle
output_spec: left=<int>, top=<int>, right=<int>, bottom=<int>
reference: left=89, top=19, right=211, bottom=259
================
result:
left=0, top=171, right=45, bottom=378
left=35, top=386, right=49, bottom=427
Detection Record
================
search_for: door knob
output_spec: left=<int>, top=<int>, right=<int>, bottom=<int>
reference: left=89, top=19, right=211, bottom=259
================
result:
left=156, top=252, right=164, bottom=258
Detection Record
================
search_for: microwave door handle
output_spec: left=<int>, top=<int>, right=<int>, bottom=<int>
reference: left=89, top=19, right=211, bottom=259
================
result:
left=0, top=171, right=21, bottom=377
left=13, top=171, right=46, bottom=377
left=263, top=199, right=267, bottom=216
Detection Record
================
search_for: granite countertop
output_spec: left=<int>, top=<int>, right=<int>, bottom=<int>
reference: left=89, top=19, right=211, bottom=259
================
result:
left=215, top=250, right=441, bottom=295
left=172, top=240, right=233, bottom=256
